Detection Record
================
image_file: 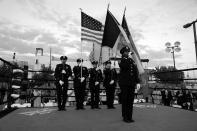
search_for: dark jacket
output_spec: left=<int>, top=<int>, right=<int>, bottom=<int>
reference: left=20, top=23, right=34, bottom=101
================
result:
left=118, top=57, right=140, bottom=86
left=89, top=68, right=103, bottom=86
left=103, top=68, right=117, bottom=87
left=73, top=66, right=88, bottom=84
left=54, top=63, right=72, bottom=82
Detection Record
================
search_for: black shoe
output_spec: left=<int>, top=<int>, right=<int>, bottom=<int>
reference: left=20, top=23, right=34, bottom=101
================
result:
left=58, top=108, right=61, bottom=111
left=130, top=119, right=135, bottom=123
left=108, top=106, right=116, bottom=109
left=91, top=107, right=95, bottom=109
left=95, top=107, right=101, bottom=109
left=111, top=106, right=116, bottom=109
left=81, top=107, right=85, bottom=110
left=123, top=119, right=131, bottom=123
left=123, top=118, right=134, bottom=123
left=75, top=107, right=80, bottom=110
left=61, top=108, right=66, bottom=111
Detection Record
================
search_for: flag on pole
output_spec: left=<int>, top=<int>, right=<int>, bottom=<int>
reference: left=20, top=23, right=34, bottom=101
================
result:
left=101, top=10, right=120, bottom=48
left=98, top=10, right=121, bottom=64
left=112, top=14, right=144, bottom=74
left=88, top=51, right=95, bottom=63
left=122, top=14, right=140, bottom=59
left=81, top=11, right=104, bottom=44
left=122, top=14, right=144, bottom=74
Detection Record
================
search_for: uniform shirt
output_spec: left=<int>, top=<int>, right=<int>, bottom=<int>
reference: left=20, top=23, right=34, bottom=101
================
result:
left=119, top=57, right=140, bottom=86
left=54, top=63, right=72, bottom=82
left=89, top=68, right=103, bottom=83
left=103, top=68, right=117, bottom=87
left=73, top=66, right=88, bottom=82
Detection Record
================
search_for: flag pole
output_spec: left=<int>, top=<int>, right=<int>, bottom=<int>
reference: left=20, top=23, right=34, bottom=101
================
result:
left=123, top=6, right=126, bottom=16
left=93, top=42, right=95, bottom=61
left=80, top=8, right=83, bottom=79
left=113, top=7, right=126, bottom=67
left=49, top=47, right=51, bottom=70
left=98, top=4, right=110, bottom=67
left=107, top=3, right=110, bottom=10
left=108, top=47, right=110, bottom=60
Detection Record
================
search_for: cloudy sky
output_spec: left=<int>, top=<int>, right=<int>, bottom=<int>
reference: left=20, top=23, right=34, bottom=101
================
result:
left=0, top=0, right=197, bottom=69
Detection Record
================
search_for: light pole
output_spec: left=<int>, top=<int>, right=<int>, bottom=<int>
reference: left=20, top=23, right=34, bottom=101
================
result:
left=165, top=41, right=181, bottom=69
left=13, top=52, right=16, bottom=62
left=183, top=19, right=197, bottom=63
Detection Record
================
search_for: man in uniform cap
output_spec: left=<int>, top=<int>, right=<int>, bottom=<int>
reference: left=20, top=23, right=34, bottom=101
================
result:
left=103, top=60, right=118, bottom=109
left=118, top=46, right=140, bottom=123
left=54, top=56, right=72, bottom=111
left=73, top=58, right=88, bottom=110
left=89, top=60, right=103, bottom=109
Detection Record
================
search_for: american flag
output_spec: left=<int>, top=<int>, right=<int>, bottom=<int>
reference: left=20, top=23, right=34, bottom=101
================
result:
left=81, top=11, right=104, bottom=44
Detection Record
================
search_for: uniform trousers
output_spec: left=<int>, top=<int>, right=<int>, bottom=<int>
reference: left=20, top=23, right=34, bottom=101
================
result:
left=120, top=85, right=135, bottom=120
left=56, top=82, right=68, bottom=110
left=106, top=85, right=115, bottom=108
left=74, top=81, right=86, bottom=109
left=90, top=84, right=100, bottom=108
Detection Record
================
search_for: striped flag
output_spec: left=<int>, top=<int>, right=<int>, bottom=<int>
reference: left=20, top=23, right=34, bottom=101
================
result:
left=88, top=51, right=95, bottom=63
left=81, top=11, right=104, bottom=44
left=112, top=14, right=144, bottom=74
left=121, top=14, right=144, bottom=74
left=122, top=15, right=140, bottom=59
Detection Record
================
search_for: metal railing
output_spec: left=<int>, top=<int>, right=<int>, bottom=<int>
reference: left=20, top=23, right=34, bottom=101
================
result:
left=147, top=68, right=197, bottom=111
left=1, top=56, right=197, bottom=112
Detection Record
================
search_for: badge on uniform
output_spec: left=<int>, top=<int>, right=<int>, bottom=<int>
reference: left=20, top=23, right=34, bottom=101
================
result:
left=62, top=70, right=66, bottom=74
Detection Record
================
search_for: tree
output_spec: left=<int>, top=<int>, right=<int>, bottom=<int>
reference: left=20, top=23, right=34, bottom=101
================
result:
left=152, top=66, right=184, bottom=84
left=0, top=62, right=19, bottom=82
left=32, top=66, right=55, bottom=86
left=0, top=63, right=12, bottom=79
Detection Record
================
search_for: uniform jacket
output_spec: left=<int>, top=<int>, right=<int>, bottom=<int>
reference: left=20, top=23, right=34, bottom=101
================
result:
left=118, top=57, right=140, bottom=86
left=73, top=66, right=88, bottom=84
left=89, top=68, right=103, bottom=85
left=54, top=63, right=72, bottom=82
left=103, top=68, right=117, bottom=87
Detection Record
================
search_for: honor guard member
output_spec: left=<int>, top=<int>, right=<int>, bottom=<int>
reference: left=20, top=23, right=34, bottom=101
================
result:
left=73, top=58, right=88, bottom=110
left=103, top=60, right=117, bottom=109
left=89, top=61, right=103, bottom=109
left=54, top=56, right=72, bottom=111
left=118, top=46, right=140, bottom=123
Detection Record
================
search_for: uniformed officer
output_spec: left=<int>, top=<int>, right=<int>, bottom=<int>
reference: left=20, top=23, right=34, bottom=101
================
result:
left=103, top=60, right=117, bottom=109
left=54, top=56, right=72, bottom=111
left=73, top=58, right=88, bottom=110
left=89, top=61, right=103, bottom=109
left=118, top=46, right=140, bottom=123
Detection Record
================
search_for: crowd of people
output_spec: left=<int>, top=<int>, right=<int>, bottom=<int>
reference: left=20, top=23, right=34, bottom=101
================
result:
left=152, top=88, right=195, bottom=111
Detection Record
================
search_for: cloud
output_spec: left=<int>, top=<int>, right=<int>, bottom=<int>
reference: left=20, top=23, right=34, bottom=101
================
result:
left=0, top=24, right=40, bottom=41
left=138, top=44, right=182, bottom=68
left=37, top=32, right=59, bottom=44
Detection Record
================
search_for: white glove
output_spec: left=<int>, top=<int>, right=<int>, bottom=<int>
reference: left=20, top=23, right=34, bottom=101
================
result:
left=110, top=80, right=114, bottom=85
left=61, top=70, right=66, bottom=74
left=59, top=80, right=64, bottom=86
left=96, top=67, right=100, bottom=71
left=128, top=52, right=134, bottom=58
left=136, top=84, right=140, bottom=91
left=80, top=77, right=85, bottom=82
left=95, top=81, right=99, bottom=86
